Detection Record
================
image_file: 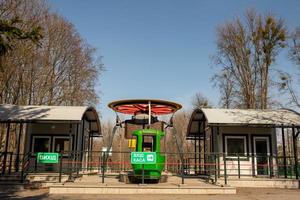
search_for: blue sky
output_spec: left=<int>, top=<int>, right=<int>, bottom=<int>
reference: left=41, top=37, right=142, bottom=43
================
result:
left=50, top=0, right=300, bottom=120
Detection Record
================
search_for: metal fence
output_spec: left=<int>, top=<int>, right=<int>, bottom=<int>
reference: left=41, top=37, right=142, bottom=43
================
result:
left=0, top=151, right=299, bottom=184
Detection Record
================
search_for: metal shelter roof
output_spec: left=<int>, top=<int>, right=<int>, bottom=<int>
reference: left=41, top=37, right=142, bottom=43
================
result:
left=201, top=108, right=300, bottom=126
left=0, top=104, right=101, bottom=135
left=187, top=108, right=300, bottom=137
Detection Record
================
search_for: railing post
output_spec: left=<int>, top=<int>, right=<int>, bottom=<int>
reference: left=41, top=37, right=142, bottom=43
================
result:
left=69, top=151, right=73, bottom=181
left=20, top=154, right=25, bottom=183
left=269, top=155, right=272, bottom=179
left=223, top=153, right=227, bottom=185
left=101, top=152, right=105, bottom=183
left=252, top=153, right=255, bottom=177
left=282, top=125, right=287, bottom=178
left=98, top=154, right=101, bottom=174
left=34, top=153, right=37, bottom=172
left=214, top=154, right=217, bottom=184
left=237, top=154, right=240, bottom=179
left=181, top=158, right=185, bottom=184
left=217, top=154, right=220, bottom=178
left=76, top=152, right=82, bottom=177
left=292, top=126, right=298, bottom=179
left=275, top=155, right=279, bottom=178
left=2, top=123, right=11, bottom=175
left=142, top=164, right=145, bottom=184
left=59, top=152, right=63, bottom=183
left=8, top=153, right=12, bottom=175
left=15, top=122, right=23, bottom=172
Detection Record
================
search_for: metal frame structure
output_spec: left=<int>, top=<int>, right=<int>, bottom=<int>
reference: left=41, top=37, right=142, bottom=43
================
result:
left=0, top=105, right=101, bottom=178
left=186, top=108, right=300, bottom=180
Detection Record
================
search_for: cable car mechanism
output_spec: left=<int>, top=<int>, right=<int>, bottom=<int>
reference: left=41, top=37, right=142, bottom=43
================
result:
left=106, top=99, right=183, bottom=183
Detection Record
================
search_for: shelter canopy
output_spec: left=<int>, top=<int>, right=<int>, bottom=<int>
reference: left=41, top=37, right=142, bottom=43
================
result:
left=0, top=104, right=101, bottom=135
left=202, top=108, right=300, bottom=126
left=187, top=108, right=300, bottom=137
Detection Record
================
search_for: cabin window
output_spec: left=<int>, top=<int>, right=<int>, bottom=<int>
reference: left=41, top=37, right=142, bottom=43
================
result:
left=53, top=136, right=71, bottom=153
left=225, top=136, right=247, bottom=156
left=32, top=136, right=51, bottom=153
left=142, top=135, right=156, bottom=152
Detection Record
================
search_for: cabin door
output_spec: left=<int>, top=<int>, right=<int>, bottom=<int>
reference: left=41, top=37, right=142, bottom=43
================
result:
left=253, top=137, right=270, bottom=175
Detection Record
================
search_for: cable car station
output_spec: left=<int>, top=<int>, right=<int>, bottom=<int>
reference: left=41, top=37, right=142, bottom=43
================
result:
left=0, top=101, right=299, bottom=194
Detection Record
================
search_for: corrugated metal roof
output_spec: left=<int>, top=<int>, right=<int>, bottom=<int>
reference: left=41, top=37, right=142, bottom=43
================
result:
left=201, top=108, right=300, bottom=126
left=0, top=104, right=101, bottom=134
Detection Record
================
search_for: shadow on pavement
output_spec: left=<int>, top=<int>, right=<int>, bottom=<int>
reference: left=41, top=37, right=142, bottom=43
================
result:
left=0, top=187, right=49, bottom=200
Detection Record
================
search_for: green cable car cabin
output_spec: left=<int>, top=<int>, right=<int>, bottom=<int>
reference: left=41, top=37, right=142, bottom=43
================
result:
left=132, top=129, right=165, bottom=180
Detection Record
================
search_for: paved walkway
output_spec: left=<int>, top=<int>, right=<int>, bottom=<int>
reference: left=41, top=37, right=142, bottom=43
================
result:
left=1, top=187, right=300, bottom=200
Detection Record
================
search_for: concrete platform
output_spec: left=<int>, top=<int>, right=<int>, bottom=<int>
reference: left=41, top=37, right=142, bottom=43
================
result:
left=218, top=178, right=300, bottom=189
left=49, top=176, right=236, bottom=195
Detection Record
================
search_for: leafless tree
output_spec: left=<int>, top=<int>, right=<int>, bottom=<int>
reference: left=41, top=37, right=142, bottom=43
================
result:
left=279, top=27, right=300, bottom=108
left=289, top=27, right=300, bottom=66
left=0, top=0, right=104, bottom=151
left=212, top=9, right=286, bottom=109
left=212, top=69, right=236, bottom=108
left=0, top=0, right=103, bottom=106
left=191, top=92, right=212, bottom=109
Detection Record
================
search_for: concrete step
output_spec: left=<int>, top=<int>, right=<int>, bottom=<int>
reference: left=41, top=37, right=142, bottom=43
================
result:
left=49, top=184, right=236, bottom=195
left=26, top=173, right=69, bottom=183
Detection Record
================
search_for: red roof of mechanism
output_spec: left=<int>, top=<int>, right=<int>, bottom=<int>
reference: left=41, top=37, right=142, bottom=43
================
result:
left=108, top=99, right=182, bottom=115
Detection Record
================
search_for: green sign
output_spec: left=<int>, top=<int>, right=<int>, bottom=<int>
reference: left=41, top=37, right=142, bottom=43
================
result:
left=131, top=152, right=156, bottom=164
left=37, top=152, right=59, bottom=164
